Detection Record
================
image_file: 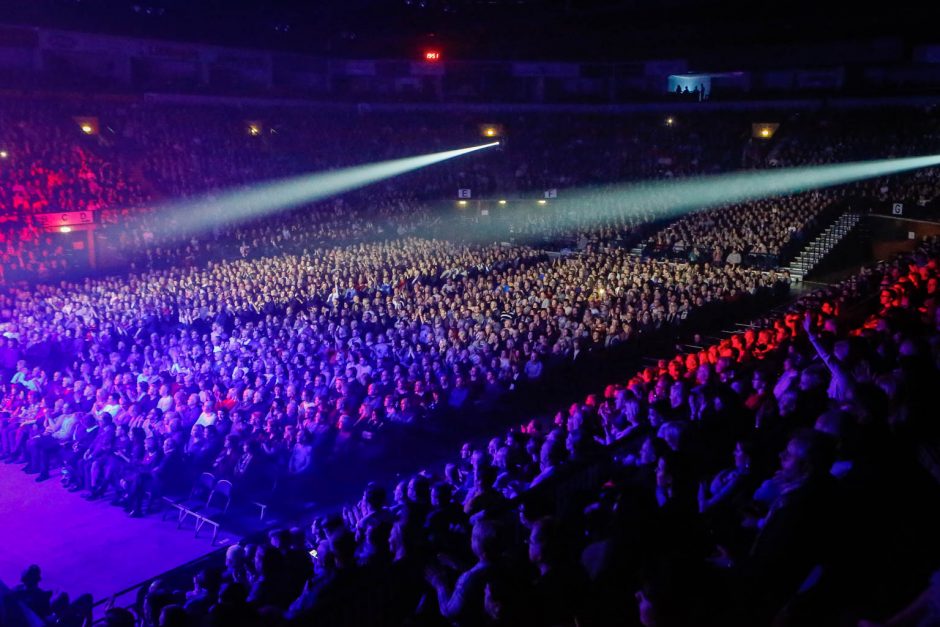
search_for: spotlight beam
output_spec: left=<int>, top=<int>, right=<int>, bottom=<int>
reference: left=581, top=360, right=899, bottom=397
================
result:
left=157, top=141, right=499, bottom=240
left=545, top=153, right=940, bottom=232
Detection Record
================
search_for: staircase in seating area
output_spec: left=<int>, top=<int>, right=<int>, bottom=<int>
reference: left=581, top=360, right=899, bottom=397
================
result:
left=784, top=211, right=861, bottom=281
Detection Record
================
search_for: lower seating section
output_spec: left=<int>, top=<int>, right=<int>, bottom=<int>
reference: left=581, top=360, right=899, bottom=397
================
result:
left=3, top=98, right=940, bottom=627
left=236, top=237, right=938, bottom=627
left=6, top=237, right=936, bottom=627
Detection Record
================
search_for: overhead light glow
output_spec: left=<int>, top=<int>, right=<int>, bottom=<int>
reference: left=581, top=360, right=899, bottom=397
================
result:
left=0, top=150, right=7, bottom=159
left=81, top=124, right=93, bottom=134
left=479, top=124, right=503, bottom=139
left=498, top=199, right=507, bottom=205
left=665, top=117, right=675, bottom=126
left=458, top=200, right=468, bottom=206
left=753, top=122, right=780, bottom=139
left=537, top=199, right=547, bottom=205
left=59, top=226, right=72, bottom=233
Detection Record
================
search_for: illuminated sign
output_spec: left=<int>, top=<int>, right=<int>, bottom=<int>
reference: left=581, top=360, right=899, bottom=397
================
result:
left=34, top=211, right=94, bottom=229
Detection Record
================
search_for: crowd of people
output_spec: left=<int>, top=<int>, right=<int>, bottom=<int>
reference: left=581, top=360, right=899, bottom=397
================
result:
left=0, top=100, right=146, bottom=217
left=672, top=83, right=709, bottom=102
left=0, top=225, right=785, bottom=504
left=3, top=94, right=940, bottom=627
left=7, top=233, right=939, bottom=627
left=4, top=99, right=938, bottom=281
left=174, top=237, right=936, bottom=627
left=643, top=191, right=836, bottom=266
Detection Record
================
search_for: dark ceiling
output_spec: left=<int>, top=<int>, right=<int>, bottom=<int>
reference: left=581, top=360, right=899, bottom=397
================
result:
left=0, top=0, right=931, bottom=62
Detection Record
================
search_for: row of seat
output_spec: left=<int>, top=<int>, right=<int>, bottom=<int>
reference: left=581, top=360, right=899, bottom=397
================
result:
left=162, top=473, right=233, bottom=544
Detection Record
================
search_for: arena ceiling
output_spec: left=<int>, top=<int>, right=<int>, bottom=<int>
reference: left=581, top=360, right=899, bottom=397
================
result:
left=0, top=0, right=932, bottom=62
